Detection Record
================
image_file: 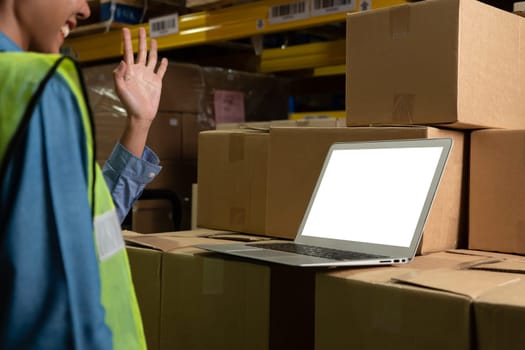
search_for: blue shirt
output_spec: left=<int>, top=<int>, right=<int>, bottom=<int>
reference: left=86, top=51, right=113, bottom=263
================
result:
left=0, top=33, right=160, bottom=348
left=1, top=51, right=110, bottom=348
left=0, top=32, right=162, bottom=223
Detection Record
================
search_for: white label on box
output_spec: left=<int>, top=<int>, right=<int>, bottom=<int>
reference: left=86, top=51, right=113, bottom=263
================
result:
left=149, top=13, right=179, bottom=38
left=358, top=0, right=371, bottom=11
left=311, top=0, right=356, bottom=17
left=213, top=90, right=245, bottom=124
left=268, top=0, right=310, bottom=25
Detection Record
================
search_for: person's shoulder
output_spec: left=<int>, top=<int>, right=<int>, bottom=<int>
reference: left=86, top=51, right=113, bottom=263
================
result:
left=0, top=51, right=62, bottom=66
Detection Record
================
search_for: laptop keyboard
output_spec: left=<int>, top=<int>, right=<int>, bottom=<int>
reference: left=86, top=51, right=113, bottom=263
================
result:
left=246, top=242, right=388, bottom=261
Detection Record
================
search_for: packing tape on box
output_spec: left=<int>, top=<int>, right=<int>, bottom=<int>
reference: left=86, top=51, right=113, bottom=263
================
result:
left=201, top=257, right=224, bottom=295
left=389, top=4, right=410, bottom=39
left=229, top=133, right=245, bottom=162
left=393, top=94, right=415, bottom=124
left=230, top=207, right=246, bottom=226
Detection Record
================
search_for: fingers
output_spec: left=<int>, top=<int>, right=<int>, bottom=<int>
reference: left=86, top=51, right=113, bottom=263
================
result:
left=122, top=28, right=134, bottom=65
left=112, top=61, right=128, bottom=92
left=121, top=26, right=168, bottom=77
left=137, top=27, right=147, bottom=64
left=156, top=57, right=168, bottom=79
left=147, top=38, right=158, bottom=69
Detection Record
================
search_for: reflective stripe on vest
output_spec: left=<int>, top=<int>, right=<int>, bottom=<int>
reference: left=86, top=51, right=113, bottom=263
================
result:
left=0, top=53, right=146, bottom=350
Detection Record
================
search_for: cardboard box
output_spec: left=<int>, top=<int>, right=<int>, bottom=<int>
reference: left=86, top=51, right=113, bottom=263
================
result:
left=198, top=126, right=467, bottom=254
left=125, top=232, right=248, bottom=350
left=266, top=126, right=466, bottom=255
left=159, top=246, right=270, bottom=350
left=144, top=113, right=183, bottom=160
left=83, top=61, right=285, bottom=158
left=446, top=250, right=525, bottom=350
left=125, top=231, right=316, bottom=350
left=470, top=129, right=525, bottom=254
left=472, top=259, right=525, bottom=350
left=157, top=62, right=291, bottom=127
left=126, top=245, right=163, bottom=350
left=131, top=199, right=177, bottom=233
left=346, top=0, right=525, bottom=129
left=197, top=129, right=270, bottom=235
left=315, top=251, right=523, bottom=350
left=91, top=111, right=183, bottom=162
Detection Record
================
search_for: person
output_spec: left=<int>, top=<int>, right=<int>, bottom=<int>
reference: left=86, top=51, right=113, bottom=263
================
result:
left=0, top=0, right=168, bottom=348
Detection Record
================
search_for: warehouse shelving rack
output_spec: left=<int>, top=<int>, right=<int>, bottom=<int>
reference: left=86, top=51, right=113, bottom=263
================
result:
left=65, top=0, right=407, bottom=65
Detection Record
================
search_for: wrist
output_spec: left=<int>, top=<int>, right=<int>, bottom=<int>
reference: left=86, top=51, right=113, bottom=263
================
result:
left=126, top=115, right=153, bottom=132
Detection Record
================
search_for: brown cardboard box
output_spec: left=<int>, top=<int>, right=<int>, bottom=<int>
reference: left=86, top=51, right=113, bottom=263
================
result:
left=197, top=129, right=270, bottom=235
left=201, top=66, right=289, bottom=124
left=93, top=112, right=182, bottom=162
left=131, top=199, right=177, bottom=233
left=157, top=62, right=207, bottom=114
left=159, top=247, right=316, bottom=350
left=159, top=63, right=290, bottom=126
left=125, top=232, right=250, bottom=350
left=144, top=112, right=183, bottom=161
left=266, top=126, right=466, bottom=255
left=470, top=129, right=525, bottom=254
left=443, top=250, right=525, bottom=350
left=125, top=231, right=316, bottom=350
left=472, top=259, right=525, bottom=350
left=346, top=0, right=525, bottom=129
left=126, top=245, right=163, bottom=350
left=198, top=126, right=467, bottom=254
left=159, top=246, right=271, bottom=350
left=315, top=251, right=523, bottom=350
left=93, top=112, right=128, bottom=161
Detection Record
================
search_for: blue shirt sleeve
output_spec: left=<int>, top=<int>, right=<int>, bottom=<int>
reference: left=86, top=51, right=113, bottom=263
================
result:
left=102, top=143, right=162, bottom=223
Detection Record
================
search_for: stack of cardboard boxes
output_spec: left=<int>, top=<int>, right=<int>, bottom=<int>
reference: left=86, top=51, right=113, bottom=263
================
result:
left=83, top=61, right=289, bottom=232
left=122, top=0, right=525, bottom=349
left=318, top=0, right=525, bottom=348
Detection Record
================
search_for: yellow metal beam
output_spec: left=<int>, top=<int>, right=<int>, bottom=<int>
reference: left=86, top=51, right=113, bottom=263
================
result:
left=289, top=110, right=346, bottom=120
left=313, top=64, right=346, bottom=76
left=260, top=39, right=345, bottom=73
left=65, top=0, right=408, bottom=62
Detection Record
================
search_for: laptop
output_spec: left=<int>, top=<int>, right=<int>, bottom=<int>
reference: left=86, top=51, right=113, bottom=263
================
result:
left=197, top=138, right=452, bottom=267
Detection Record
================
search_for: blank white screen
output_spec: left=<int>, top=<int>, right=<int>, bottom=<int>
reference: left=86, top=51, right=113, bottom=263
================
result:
left=301, top=146, right=443, bottom=247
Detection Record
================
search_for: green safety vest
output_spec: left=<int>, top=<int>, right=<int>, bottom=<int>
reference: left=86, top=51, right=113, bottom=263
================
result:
left=0, top=52, right=146, bottom=350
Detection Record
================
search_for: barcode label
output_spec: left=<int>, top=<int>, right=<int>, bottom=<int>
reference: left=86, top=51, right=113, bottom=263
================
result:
left=311, top=0, right=356, bottom=16
left=149, top=13, right=179, bottom=38
left=269, top=1, right=309, bottom=25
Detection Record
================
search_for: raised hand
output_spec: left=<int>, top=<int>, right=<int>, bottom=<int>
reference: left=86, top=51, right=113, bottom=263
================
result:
left=113, top=27, right=169, bottom=158
left=113, top=27, right=168, bottom=123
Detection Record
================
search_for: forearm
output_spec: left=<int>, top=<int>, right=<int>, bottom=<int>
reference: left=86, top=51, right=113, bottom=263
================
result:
left=119, top=117, right=152, bottom=158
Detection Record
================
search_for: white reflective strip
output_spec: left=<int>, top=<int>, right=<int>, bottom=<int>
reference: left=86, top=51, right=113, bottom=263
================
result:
left=94, top=210, right=124, bottom=261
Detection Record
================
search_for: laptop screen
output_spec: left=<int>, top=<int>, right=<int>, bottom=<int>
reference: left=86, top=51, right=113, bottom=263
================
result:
left=300, top=144, right=444, bottom=248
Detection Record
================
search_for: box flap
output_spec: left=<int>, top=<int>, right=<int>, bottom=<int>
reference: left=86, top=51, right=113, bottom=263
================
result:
left=448, top=249, right=525, bottom=262
left=125, top=234, right=239, bottom=252
left=392, top=269, right=521, bottom=298
left=469, top=260, right=525, bottom=274
left=125, top=235, right=190, bottom=251
left=323, top=251, right=497, bottom=282
left=209, top=233, right=272, bottom=242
